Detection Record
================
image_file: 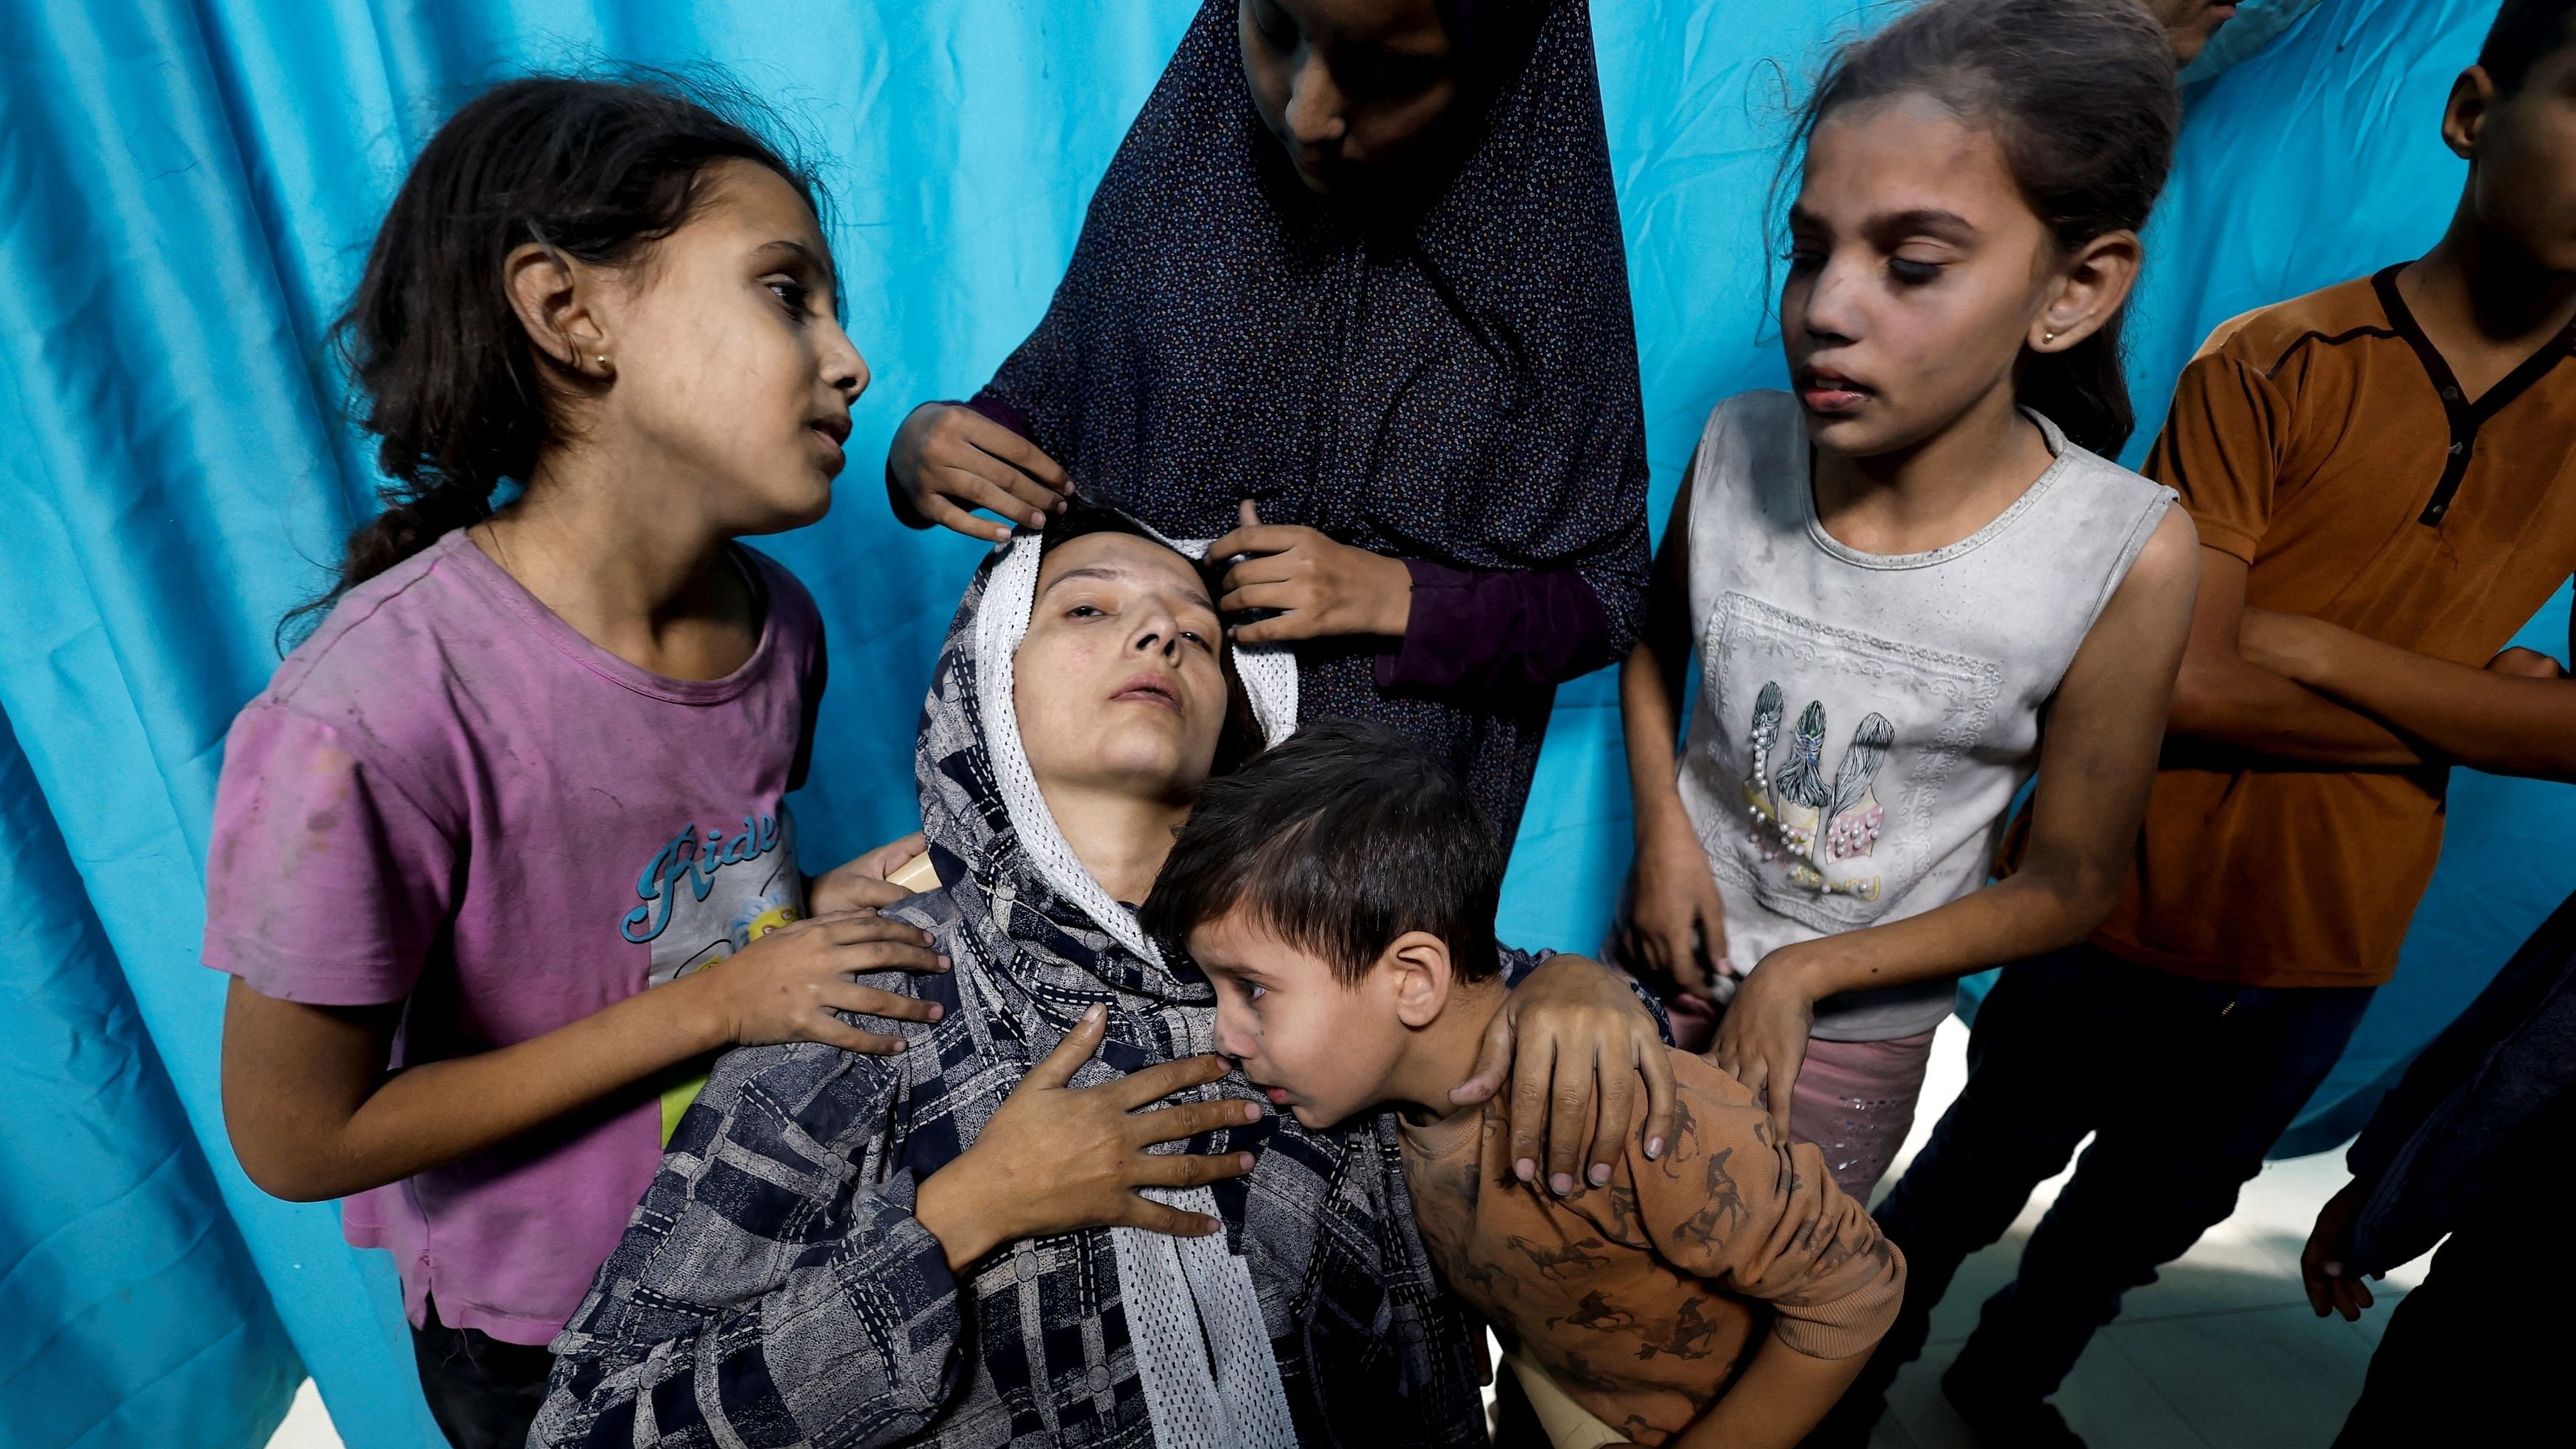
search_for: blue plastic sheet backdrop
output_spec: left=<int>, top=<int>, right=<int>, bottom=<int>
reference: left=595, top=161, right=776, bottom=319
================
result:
left=1, top=1, right=2565, bottom=1443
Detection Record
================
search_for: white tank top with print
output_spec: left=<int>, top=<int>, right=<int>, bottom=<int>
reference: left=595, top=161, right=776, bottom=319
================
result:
left=1677, top=390, right=2173, bottom=1040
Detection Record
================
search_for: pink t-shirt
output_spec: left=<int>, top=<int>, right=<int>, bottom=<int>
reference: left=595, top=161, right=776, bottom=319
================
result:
left=202, top=529, right=824, bottom=1345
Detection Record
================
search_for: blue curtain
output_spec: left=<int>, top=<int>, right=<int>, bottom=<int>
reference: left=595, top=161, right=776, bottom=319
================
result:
left=0, top=1, right=2556, bottom=1444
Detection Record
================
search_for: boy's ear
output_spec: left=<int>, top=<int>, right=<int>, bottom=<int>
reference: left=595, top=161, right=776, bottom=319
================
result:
left=2030, top=229, right=2142, bottom=356
left=1385, top=931, right=1455, bottom=1030
left=2442, top=65, right=2495, bottom=162
left=503, top=241, right=613, bottom=381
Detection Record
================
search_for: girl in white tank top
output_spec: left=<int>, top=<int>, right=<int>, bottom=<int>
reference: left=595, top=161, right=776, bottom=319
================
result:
left=1614, top=13, right=2200, bottom=1203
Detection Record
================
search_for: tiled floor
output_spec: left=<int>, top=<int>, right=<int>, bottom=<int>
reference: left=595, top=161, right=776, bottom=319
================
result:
left=271, top=1017, right=2422, bottom=1449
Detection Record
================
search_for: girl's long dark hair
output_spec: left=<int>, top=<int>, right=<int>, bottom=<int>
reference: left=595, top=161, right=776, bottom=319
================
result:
left=295, top=73, right=820, bottom=631
left=1785, top=0, right=2178, bottom=456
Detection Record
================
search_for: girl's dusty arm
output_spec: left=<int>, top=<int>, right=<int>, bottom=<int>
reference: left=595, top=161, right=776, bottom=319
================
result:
left=1714, top=508, right=2199, bottom=1124
left=222, top=910, right=944, bottom=1201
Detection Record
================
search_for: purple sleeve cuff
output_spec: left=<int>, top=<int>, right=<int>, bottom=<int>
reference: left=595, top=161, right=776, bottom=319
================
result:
left=959, top=394, right=1032, bottom=439
left=1375, top=560, right=1615, bottom=693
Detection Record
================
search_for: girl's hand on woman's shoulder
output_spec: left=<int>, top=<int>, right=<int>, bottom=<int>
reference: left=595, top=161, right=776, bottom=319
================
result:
left=1209, top=500, right=1413, bottom=643
left=1448, top=954, right=1678, bottom=1198
left=694, top=909, right=950, bottom=1055
left=889, top=402, right=1071, bottom=543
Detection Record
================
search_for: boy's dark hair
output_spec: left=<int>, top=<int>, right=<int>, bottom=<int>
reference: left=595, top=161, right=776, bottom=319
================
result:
left=1781, top=0, right=2177, bottom=457
left=1142, top=718, right=1505, bottom=988
left=2483, top=0, right=2576, bottom=95
left=300, top=72, right=822, bottom=626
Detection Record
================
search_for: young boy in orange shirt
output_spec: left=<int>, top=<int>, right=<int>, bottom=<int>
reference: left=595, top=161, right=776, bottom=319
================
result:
left=1142, top=720, right=1903, bottom=1449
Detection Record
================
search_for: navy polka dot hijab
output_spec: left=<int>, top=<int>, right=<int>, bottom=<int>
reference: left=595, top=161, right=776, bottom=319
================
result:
left=977, top=0, right=1650, bottom=834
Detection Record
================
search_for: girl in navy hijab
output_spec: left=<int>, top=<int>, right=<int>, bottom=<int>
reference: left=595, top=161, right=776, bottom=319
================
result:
left=886, top=0, right=1650, bottom=836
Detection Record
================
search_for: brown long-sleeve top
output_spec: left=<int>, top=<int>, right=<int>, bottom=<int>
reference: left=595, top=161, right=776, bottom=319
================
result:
left=1398, top=1051, right=1903, bottom=1446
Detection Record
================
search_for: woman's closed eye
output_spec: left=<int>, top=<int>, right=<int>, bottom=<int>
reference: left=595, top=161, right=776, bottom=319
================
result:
left=1886, top=255, right=1945, bottom=286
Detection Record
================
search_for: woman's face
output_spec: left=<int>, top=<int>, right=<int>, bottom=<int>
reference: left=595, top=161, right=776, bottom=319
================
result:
left=1015, top=533, right=1232, bottom=803
left=1780, top=96, right=2068, bottom=460
left=1239, top=0, right=1460, bottom=195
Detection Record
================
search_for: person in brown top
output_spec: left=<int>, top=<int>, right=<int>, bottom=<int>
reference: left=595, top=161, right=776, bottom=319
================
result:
left=1144, top=720, right=1903, bottom=1449
left=1818, top=7, right=2576, bottom=1445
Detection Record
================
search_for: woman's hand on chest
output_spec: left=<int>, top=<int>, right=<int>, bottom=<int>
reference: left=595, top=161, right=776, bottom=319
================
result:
left=911, top=1004, right=1261, bottom=1271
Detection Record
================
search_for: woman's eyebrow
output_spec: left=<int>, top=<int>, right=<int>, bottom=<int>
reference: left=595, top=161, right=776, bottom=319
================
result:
left=1039, top=564, right=1131, bottom=595
left=1042, top=564, right=1216, bottom=614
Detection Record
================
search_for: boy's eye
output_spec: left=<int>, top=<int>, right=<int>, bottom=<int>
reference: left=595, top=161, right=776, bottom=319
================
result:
left=1245, top=983, right=1268, bottom=1005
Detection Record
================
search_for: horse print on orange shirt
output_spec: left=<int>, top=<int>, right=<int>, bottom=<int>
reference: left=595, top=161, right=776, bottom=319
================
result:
left=1739, top=681, right=1894, bottom=901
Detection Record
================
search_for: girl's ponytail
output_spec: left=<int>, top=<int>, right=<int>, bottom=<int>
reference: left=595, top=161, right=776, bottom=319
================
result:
left=291, top=74, right=819, bottom=636
left=1785, top=0, right=2177, bottom=457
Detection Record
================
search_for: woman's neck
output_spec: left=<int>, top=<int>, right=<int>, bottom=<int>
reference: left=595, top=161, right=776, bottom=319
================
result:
left=1037, top=779, right=1195, bottom=906
left=473, top=442, right=754, bottom=680
left=1812, top=382, right=2056, bottom=557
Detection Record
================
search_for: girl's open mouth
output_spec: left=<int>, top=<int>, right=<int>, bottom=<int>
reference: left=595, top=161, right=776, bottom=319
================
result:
left=1796, top=368, right=1870, bottom=416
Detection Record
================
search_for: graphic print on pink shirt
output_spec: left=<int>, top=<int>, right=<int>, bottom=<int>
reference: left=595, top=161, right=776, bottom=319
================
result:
left=623, top=809, right=807, bottom=1138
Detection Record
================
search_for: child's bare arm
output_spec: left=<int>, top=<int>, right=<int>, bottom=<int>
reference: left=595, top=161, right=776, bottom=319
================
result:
left=2163, top=546, right=2425, bottom=766
left=222, top=910, right=943, bottom=1201
left=1666, top=1336, right=1867, bottom=1449
left=1618, top=468, right=1732, bottom=1002
left=2237, top=600, right=2576, bottom=781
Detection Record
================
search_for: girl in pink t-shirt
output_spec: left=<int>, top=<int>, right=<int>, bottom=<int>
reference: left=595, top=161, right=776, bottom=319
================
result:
left=203, top=76, right=938, bottom=1447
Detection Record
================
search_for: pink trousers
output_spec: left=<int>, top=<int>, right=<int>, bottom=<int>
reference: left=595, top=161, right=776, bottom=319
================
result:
left=1659, top=988, right=1934, bottom=1203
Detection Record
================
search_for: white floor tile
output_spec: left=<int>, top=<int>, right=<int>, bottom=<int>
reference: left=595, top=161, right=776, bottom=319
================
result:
left=265, top=1380, right=342, bottom=1449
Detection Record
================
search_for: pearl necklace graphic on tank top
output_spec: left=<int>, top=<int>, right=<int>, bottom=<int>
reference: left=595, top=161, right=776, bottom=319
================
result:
left=1740, top=680, right=1896, bottom=901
